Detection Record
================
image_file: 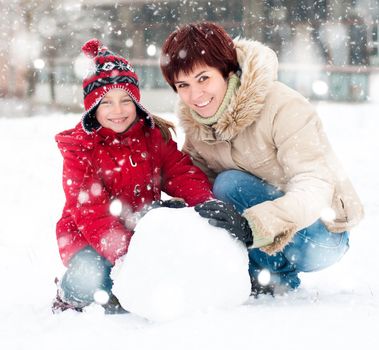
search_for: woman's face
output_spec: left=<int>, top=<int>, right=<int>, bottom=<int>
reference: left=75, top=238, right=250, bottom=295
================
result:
left=174, top=64, right=228, bottom=118
left=96, top=89, right=137, bottom=133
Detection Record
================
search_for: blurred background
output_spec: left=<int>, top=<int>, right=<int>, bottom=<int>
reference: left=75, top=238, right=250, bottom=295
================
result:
left=1, top=0, right=379, bottom=115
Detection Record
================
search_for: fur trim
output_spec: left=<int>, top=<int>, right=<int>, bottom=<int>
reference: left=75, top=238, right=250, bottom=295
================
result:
left=244, top=211, right=298, bottom=255
left=260, top=228, right=297, bottom=255
left=179, top=39, right=278, bottom=141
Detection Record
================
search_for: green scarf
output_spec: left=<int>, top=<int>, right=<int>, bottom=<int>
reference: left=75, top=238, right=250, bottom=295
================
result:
left=190, top=74, right=240, bottom=126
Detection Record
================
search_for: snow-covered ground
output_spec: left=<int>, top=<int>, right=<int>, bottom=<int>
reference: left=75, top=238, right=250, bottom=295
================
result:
left=0, top=101, right=378, bottom=349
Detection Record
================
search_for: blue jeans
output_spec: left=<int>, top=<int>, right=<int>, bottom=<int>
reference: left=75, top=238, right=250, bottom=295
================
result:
left=60, top=246, right=113, bottom=305
left=213, top=170, right=349, bottom=289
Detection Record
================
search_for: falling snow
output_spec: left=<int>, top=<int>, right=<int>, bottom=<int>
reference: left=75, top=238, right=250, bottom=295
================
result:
left=109, top=199, right=123, bottom=216
left=0, top=0, right=379, bottom=347
left=0, top=104, right=378, bottom=349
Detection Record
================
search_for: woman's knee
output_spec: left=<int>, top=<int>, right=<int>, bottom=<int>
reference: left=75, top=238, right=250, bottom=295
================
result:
left=213, top=170, right=283, bottom=208
left=285, top=227, right=350, bottom=272
left=213, top=170, right=243, bottom=200
left=213, top=170, right=265, bottom=199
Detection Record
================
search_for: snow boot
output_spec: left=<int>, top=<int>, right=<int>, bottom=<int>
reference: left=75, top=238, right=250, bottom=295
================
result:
left=52, top=293, right=86, bottom=313
left=250, top=277, right=275, bottom=298
left=52, top=277, right=86, bottom=313
left=102, top=294, right=128, bottom=315
left=250, top=276, right=292, bottom=298
left=52, top=292, right=128, bottom=314
left=52, top=277, right=128, bottom=314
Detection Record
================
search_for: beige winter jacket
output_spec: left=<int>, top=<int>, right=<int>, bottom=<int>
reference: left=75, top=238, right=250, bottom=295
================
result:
left=178, top=39, right=364, bottom=254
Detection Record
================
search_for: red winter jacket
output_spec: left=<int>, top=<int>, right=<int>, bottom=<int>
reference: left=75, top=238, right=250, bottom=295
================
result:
left=55, top=119, right=213, bottom=266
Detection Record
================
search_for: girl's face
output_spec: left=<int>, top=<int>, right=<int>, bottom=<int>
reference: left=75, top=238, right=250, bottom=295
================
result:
left=174, top=64, right=228, bottom=118
left=96, top=89, right=137, bottom=133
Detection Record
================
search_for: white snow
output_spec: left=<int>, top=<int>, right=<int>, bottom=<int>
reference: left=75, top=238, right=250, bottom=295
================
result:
left=0, top=102, right=378, bottom=349
left=112, top=207, right=251, bottom=322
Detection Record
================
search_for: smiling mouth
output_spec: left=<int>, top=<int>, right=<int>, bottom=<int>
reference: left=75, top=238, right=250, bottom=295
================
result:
left=195, top=98, right=213, bottom=108
left=108, top=117, right=127, bottom=124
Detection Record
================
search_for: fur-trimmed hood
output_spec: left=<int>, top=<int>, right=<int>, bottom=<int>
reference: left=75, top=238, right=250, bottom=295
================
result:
left=179, top=39, right=279, bottom=141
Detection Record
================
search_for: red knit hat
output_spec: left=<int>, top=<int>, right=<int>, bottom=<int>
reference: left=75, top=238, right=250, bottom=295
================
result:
left=81, top=38, right=153, bottom=133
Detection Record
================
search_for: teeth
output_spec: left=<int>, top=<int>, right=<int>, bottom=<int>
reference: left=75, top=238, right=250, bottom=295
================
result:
left=109, top=118, right=126, bottom=123
left=195, top=99, right=211, bottom=107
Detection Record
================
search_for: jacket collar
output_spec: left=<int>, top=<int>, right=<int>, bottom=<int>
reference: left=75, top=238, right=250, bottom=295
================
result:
left=179, top=39, right=278, bottom=141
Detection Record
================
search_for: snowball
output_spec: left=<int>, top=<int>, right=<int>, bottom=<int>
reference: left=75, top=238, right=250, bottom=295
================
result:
left=320, top=207, right=336, bottom=222
left=74, top=54, right=96, bottom=79
left=257, top=269, right=271, bottom=286
left=112, top=207, right=251, bottom=322
left=78, top=191, right=89, bottom=204
left=109, top=199, right=122, bottom=216
left=90, top=183, right=102, bottom=196
left=178, top=49, right=187, bottom=59
left=93, top=290, right=110, bottom=305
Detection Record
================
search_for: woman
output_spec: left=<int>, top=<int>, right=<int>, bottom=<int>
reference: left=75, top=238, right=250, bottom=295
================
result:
left=160, top=22, right=363, bottom=295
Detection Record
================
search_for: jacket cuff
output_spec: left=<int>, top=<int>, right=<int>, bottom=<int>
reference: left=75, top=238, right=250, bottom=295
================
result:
left=244, top=217, right=274, bottom=248
left=242, top=209, right=298, bottom=255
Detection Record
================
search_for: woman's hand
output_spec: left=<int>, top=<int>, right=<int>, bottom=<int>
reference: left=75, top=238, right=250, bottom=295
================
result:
left=194, top=200, right=254, bottom=246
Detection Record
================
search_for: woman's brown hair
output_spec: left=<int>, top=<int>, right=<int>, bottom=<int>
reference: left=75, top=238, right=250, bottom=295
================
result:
left=160, top=22, right=239, bottom=91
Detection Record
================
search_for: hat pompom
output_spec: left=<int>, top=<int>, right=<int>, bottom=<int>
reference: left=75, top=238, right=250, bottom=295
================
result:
left=82, top=38, right=102, bottom=58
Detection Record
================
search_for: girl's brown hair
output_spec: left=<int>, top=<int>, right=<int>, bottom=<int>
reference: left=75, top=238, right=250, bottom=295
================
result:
left=152, top=115, right=175, bottom=141
left=160, top=22, right=239, bottom=91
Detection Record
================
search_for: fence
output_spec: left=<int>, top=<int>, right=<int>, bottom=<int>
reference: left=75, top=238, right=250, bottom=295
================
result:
left=16, top=62, right=379, bottom=113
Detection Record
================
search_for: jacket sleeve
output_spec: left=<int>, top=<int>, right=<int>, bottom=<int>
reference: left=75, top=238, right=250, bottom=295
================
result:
left=243, top=97, right=335, bottom=254
left=158, top=135, right=214, bottom=206
left=58, top=139, right=132, bottom=265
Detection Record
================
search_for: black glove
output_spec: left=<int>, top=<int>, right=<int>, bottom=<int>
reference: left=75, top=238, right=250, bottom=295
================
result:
left=194, top=200, right=254, bottom=246
left=154, top=199, right=188, bottom=209
left=141, top=198, right=187, bottom=215
left=137, top=199, right=187, bottom=223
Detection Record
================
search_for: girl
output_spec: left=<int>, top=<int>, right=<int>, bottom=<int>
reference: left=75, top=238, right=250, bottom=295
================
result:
left=53, top=39, right=213, bottom=313
left=160, top=22, right=364, bottom=295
